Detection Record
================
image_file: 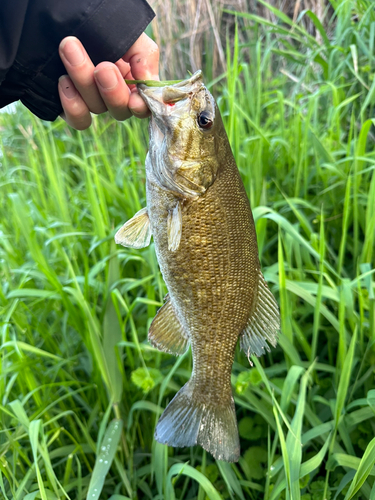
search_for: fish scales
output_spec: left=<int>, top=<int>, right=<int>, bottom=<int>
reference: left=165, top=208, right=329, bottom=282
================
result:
left=147, top=157, right=255, bottom=401
left=115, top=71, right=280, bottom=462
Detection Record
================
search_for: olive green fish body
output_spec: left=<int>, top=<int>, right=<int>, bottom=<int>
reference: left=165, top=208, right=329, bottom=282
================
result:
left=115, top=71, right=280, bottom=462
left=147, top=151, right=259, bottom=400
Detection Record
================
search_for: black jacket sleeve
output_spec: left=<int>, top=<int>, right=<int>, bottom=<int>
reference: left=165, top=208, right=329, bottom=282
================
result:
left=0, top=0, right=155, bottom=121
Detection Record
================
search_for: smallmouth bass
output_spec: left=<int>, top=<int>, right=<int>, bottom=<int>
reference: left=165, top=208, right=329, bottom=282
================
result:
left=115, top=71, right=280, bottom=462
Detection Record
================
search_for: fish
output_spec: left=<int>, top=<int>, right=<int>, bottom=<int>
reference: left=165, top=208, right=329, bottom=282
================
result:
left=115, top=71, right=280, bottom=462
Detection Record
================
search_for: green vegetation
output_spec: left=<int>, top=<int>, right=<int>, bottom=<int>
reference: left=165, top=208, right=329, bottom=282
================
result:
left=1, top=1, right=375, bottom=499
left=124, top=79, right=184, bottom=87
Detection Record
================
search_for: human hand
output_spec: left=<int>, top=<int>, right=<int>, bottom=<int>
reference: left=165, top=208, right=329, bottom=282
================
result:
left=58, top=33, right=159, bottom=130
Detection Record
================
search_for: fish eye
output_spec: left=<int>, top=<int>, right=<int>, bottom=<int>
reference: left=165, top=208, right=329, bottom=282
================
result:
left=197, top=112, right=213, bottom=130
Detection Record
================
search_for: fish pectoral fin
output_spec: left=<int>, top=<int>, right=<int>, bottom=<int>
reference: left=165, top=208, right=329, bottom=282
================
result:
left=148, top=296, right=189, bottom=355
left=114, top=207, right=151, bottom=249
left=240, top=271, right=280, bottom=362
left=167, top=202, right=182, bottom=252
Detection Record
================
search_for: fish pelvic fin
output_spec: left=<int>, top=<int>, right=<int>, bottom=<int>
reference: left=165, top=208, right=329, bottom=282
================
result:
left=115, top=207, right=151, bottom=249
left=148, top=296, right=189, bottom=356
left=155, top=380, right=240, bottom=462
left=240, top=270, right=280, bottom=361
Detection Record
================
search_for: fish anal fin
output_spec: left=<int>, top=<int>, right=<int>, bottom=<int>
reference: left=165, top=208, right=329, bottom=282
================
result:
left=148, top=296, right=189, bottom=355
left=115, top=207, right=151, bottom=249
left=167, top=202, right=182, bottom=252
left=240, top=271, right=280, bottom=361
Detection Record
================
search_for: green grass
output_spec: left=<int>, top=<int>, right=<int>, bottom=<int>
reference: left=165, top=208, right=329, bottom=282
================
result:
left=1, top=1, right=375, bottom=498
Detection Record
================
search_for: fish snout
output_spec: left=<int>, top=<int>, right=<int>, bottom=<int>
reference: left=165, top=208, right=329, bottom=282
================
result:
left=138, top=70, right=204, bottom=114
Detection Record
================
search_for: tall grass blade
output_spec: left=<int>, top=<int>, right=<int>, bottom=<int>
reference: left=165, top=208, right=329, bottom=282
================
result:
left=166, top=463, right=222, bottom=500
left=335, top=328, right=357, bottom=428
left=86, top=419, right=123, bottom=500
left=343, top=437, right=375, bottom=499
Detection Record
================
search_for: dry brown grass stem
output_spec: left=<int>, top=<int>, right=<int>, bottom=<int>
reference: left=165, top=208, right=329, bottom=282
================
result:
left=149, top=0, right=331, bottom=79
left=149, top=0, right=248, bottom=79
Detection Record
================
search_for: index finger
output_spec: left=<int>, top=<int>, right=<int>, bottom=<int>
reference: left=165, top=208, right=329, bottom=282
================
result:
left=123, top=33, right=159, bottom=117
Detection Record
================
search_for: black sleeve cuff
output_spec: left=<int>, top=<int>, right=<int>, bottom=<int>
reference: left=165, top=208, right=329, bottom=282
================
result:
left=7, top=0, right=155, bottom=121
left=73, top=0, right=155, bottom=66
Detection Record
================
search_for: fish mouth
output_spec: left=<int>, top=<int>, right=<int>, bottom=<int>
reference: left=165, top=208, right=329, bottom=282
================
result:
left=137, top=70, right=203, bottom=115
left=168, top=70, right=202, bottom=88
left=138, top=70, right=204, bottom=150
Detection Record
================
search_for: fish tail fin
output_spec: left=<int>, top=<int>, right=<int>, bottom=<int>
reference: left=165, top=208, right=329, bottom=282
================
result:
left=155, top=379, right=240, bottom=462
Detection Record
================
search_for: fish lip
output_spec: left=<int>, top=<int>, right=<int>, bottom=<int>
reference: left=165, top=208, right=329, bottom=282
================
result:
left=137, top=70, right=203, bottom=111
left=137, top=85, right=163, bottom=114
left=173, top=70, right=203, bottom=88
left=138, top=70, right=202, bottom=93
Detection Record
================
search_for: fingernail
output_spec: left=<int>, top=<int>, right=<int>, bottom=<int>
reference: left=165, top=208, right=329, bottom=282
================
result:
left=61, top=38, right=85, bottom=66
left=95, top=67, right=118, bottom=90
left=59, top=76, right=77, bottom=99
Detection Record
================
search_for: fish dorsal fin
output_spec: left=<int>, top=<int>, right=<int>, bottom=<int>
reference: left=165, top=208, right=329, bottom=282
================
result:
left=167, top=202, right=182, bottom=252
left=240, top=271, right=280, bottom=362
left=115, top=207, right=151, bottom=249
left=148, top=295, right=189, bottom=355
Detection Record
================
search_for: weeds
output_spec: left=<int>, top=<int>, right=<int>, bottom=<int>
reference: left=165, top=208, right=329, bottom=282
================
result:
left=1, top=0, right=375, bottom=499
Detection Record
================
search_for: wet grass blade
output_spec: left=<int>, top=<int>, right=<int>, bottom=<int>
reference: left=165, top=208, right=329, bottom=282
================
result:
left=86, top=419, right=123, bottom=500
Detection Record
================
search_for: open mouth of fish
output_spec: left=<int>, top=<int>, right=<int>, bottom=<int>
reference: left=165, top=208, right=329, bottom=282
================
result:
left=137, top=70, right=204, bottom=145
left=137, top=70, right=202, bottom=110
